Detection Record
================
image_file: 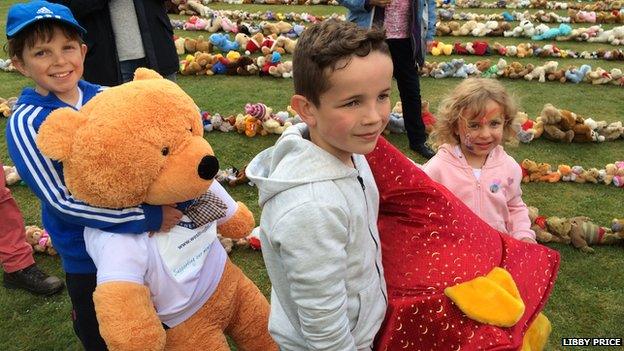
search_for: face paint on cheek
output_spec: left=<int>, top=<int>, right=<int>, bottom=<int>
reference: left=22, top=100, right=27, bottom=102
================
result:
left=458, top=123, right=476, bottom=150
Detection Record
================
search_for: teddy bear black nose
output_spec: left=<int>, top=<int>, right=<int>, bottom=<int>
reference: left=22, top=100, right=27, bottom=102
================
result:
left=198, top=155, right=219, bottom=180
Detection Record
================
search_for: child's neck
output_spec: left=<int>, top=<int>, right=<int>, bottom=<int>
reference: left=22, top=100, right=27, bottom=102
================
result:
left=308, top=129, right=355, bottom=168
left=459, top=144, right=488, bottom=169
left=35, top=86, right=80, bottom=107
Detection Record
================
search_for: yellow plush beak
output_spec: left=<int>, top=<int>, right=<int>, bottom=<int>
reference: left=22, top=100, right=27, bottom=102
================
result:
left=444, top=267, right=525, bottom=327
left=521, top=313, right=552, bottom=351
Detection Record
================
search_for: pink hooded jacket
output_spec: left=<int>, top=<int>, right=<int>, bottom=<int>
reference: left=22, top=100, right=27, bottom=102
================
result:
left=423, top=144, right=535, bottom=241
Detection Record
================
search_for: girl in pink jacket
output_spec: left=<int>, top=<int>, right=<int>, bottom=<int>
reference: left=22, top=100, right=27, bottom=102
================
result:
left=424, top=78, right=536, bottom=242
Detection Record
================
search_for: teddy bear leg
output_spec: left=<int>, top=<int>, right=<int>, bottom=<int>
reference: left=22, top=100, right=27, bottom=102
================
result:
left=226, top=262, right=277, bottom=351
left=166, top=324, right=230, bottom=350
left=521, top=313, right=551, bottom=351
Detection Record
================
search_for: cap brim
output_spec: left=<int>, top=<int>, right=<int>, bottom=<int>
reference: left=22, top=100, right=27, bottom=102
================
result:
left=7, top=17, right=86, bottom=38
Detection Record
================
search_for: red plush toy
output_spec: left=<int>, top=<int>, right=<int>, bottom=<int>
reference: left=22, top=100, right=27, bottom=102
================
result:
left=453, top=42, right=469, bottom=55
left=367, top=138, right=560, bottom=351
left=472, top=40, right=491, bottom=56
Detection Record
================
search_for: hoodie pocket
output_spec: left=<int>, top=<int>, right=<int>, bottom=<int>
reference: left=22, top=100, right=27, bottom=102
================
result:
left=351, top=283, right=380, bottom=345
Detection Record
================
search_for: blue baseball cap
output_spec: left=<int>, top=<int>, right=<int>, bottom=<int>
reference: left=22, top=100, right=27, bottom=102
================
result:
left=6, top=1, right=86, bottom=38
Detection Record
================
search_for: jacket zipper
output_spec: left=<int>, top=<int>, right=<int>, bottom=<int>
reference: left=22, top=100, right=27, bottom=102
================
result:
left=357, top=175, right=388, bottom=306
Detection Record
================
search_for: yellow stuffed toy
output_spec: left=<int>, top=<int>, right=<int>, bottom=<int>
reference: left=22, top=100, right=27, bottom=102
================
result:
left=36, top=68, right=277, bottom=351
left=445, top=267, right=552, bottom=351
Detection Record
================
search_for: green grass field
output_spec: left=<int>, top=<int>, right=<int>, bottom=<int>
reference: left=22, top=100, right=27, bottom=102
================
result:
left=1, top=0, right=623, bottom=350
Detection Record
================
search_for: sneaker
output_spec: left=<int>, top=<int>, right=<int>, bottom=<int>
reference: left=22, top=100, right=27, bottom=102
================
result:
left=3, top=264, right=65, bottom=296
left=410, top=143, right=436, bottom=159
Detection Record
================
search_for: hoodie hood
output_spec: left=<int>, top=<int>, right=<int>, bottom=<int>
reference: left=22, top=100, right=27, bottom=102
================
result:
left=246, top=123, right=359, bottom=207
left=433, top=143, right=507, bottom=169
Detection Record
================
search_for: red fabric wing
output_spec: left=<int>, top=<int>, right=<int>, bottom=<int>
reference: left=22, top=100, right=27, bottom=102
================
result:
left=367, top=137, right=559, bottom=351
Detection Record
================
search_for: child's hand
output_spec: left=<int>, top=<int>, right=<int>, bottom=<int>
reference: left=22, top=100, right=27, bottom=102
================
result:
left=520, top=237, right=537, bottom=244
left=150, top=205, right=183, bottom=236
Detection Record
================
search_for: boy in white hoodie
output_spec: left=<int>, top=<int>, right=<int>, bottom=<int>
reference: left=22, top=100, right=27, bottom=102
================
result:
left=246, top=19, right=392, bottom=351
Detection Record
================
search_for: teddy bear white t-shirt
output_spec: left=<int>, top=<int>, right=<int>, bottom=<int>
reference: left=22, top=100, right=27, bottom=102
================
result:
left=84, top=181, right=237, bottom=327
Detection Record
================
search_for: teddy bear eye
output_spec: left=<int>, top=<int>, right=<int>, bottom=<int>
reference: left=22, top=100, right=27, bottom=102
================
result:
left=161, top=147, right=170, bottom=156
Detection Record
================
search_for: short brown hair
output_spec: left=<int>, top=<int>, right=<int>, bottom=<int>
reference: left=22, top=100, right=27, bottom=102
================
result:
left=428, top=78, right=519, bottom=149
left=6, top=20, right=83, bottom=60
left=293, top=19, right=390, bottom=106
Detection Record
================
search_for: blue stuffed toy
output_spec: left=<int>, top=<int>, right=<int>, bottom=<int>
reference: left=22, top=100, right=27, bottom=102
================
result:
left=565, top=64, right=591, bottom=84
left=212, top=60, right=227, bottom=75
left=209, top=33, right=240, bottom=52
left=531, top=23, right=572, bottom=41
left=386, top=113, right=406, bottom=134
left=502, top=11, right=514, bottom=22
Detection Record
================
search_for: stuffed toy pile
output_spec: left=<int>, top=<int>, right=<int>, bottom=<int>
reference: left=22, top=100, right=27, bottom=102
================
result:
left=521, top=159, right=624, bottom=187
left=367, top=137, right=559, bottom=350
left=36, top=68, right=277, bottom=351
left=528, top=207, right=624, bottom=253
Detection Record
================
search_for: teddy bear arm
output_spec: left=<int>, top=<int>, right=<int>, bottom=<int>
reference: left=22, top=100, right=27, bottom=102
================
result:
left=93, top=282, right=166, bottom=351
left=217, top=201, right=255, bottom=239
left=533, top=225, right=554, bottom=243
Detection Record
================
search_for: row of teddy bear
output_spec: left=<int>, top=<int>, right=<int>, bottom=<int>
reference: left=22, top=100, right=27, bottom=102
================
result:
left=439, top=8, right=624, bottom=24
left=437, top=0, right=623, bottom=11
left=169, top=0, right=338, bottom=18
left=421, top=58, right=624, bottom=86
left=172, top=15, right=310, bottom=38
left=180, top=50, right=293, bottom=78
left=178, top=32, right=296, bottom=56
left=515, top=103, right=624, bottom=143
left=183, top=31, right=624, bottom=64
left=431, top=40, right=624, bottom=61
left=436, top=20, right=624, bottom=44
left=175, top=12, right=624, bottom=46
left=170, top=2, right=339, bottom=23
left=521, top=159, right=624, bottom=187
left=529, top=207, right=623, bottom=253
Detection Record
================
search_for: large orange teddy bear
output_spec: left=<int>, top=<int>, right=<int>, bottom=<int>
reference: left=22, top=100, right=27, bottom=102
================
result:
left=36, top=69, right=277, bottom=351
left=367, top=138, right=560, bottom=351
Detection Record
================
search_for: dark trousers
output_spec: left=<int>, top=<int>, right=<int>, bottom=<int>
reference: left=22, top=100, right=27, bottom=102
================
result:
left=66, top=273, right=108, bottom=351
left=386, top=38, right=426, bottom=146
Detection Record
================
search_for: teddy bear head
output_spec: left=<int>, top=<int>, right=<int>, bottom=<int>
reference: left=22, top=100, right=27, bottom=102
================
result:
left=545, top=217, right=571, bottom=236
left=36, top=69, right=219, bottom=208
left=539, top=103, right=561, bottom=124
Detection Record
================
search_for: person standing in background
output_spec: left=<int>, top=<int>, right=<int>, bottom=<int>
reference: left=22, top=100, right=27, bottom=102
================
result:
left=52, top=0, right=179, bottom=85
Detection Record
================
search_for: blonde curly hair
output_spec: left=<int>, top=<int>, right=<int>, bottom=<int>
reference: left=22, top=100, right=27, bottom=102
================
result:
left=428, top=78, right=519, bottom=150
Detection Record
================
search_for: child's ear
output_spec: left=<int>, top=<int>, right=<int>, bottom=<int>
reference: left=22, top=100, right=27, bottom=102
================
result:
left=80, top=43, right=87, bottom=59
left=290, top=94, right=317, bottom=127
left=36, top=108, right=88, bottom=161
left=11, top=56, right=29, bottom=78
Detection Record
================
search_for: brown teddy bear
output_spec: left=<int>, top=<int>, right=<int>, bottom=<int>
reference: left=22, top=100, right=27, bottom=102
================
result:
left=36, top=69, right=277, bottom=351
left=558, top=109, right=593, bottom=142
left=544, top=217, right=573, bottom=244
left=545, top=216, right=621, bottom=253
left=539, top=103, right=575, bottom=142
left=527, top=207, right=566, bottom=243
left=547, top=68, right=567, bottom=83
left=24, top=225, right=57, bottom=256
left=568, top=217, right=622, bottom=253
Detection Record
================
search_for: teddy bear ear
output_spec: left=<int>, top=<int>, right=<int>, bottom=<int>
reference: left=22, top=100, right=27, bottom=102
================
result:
left=133, top=68, right=164, bottom=81
left=36, top=107, right=87, bottom=161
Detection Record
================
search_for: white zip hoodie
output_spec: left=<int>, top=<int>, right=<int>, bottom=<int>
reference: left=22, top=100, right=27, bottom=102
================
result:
left=246, top=124, right=387, bottom=351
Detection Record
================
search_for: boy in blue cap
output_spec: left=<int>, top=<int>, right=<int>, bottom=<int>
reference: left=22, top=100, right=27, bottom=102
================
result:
left=5, top=1, right=182, bottom=349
